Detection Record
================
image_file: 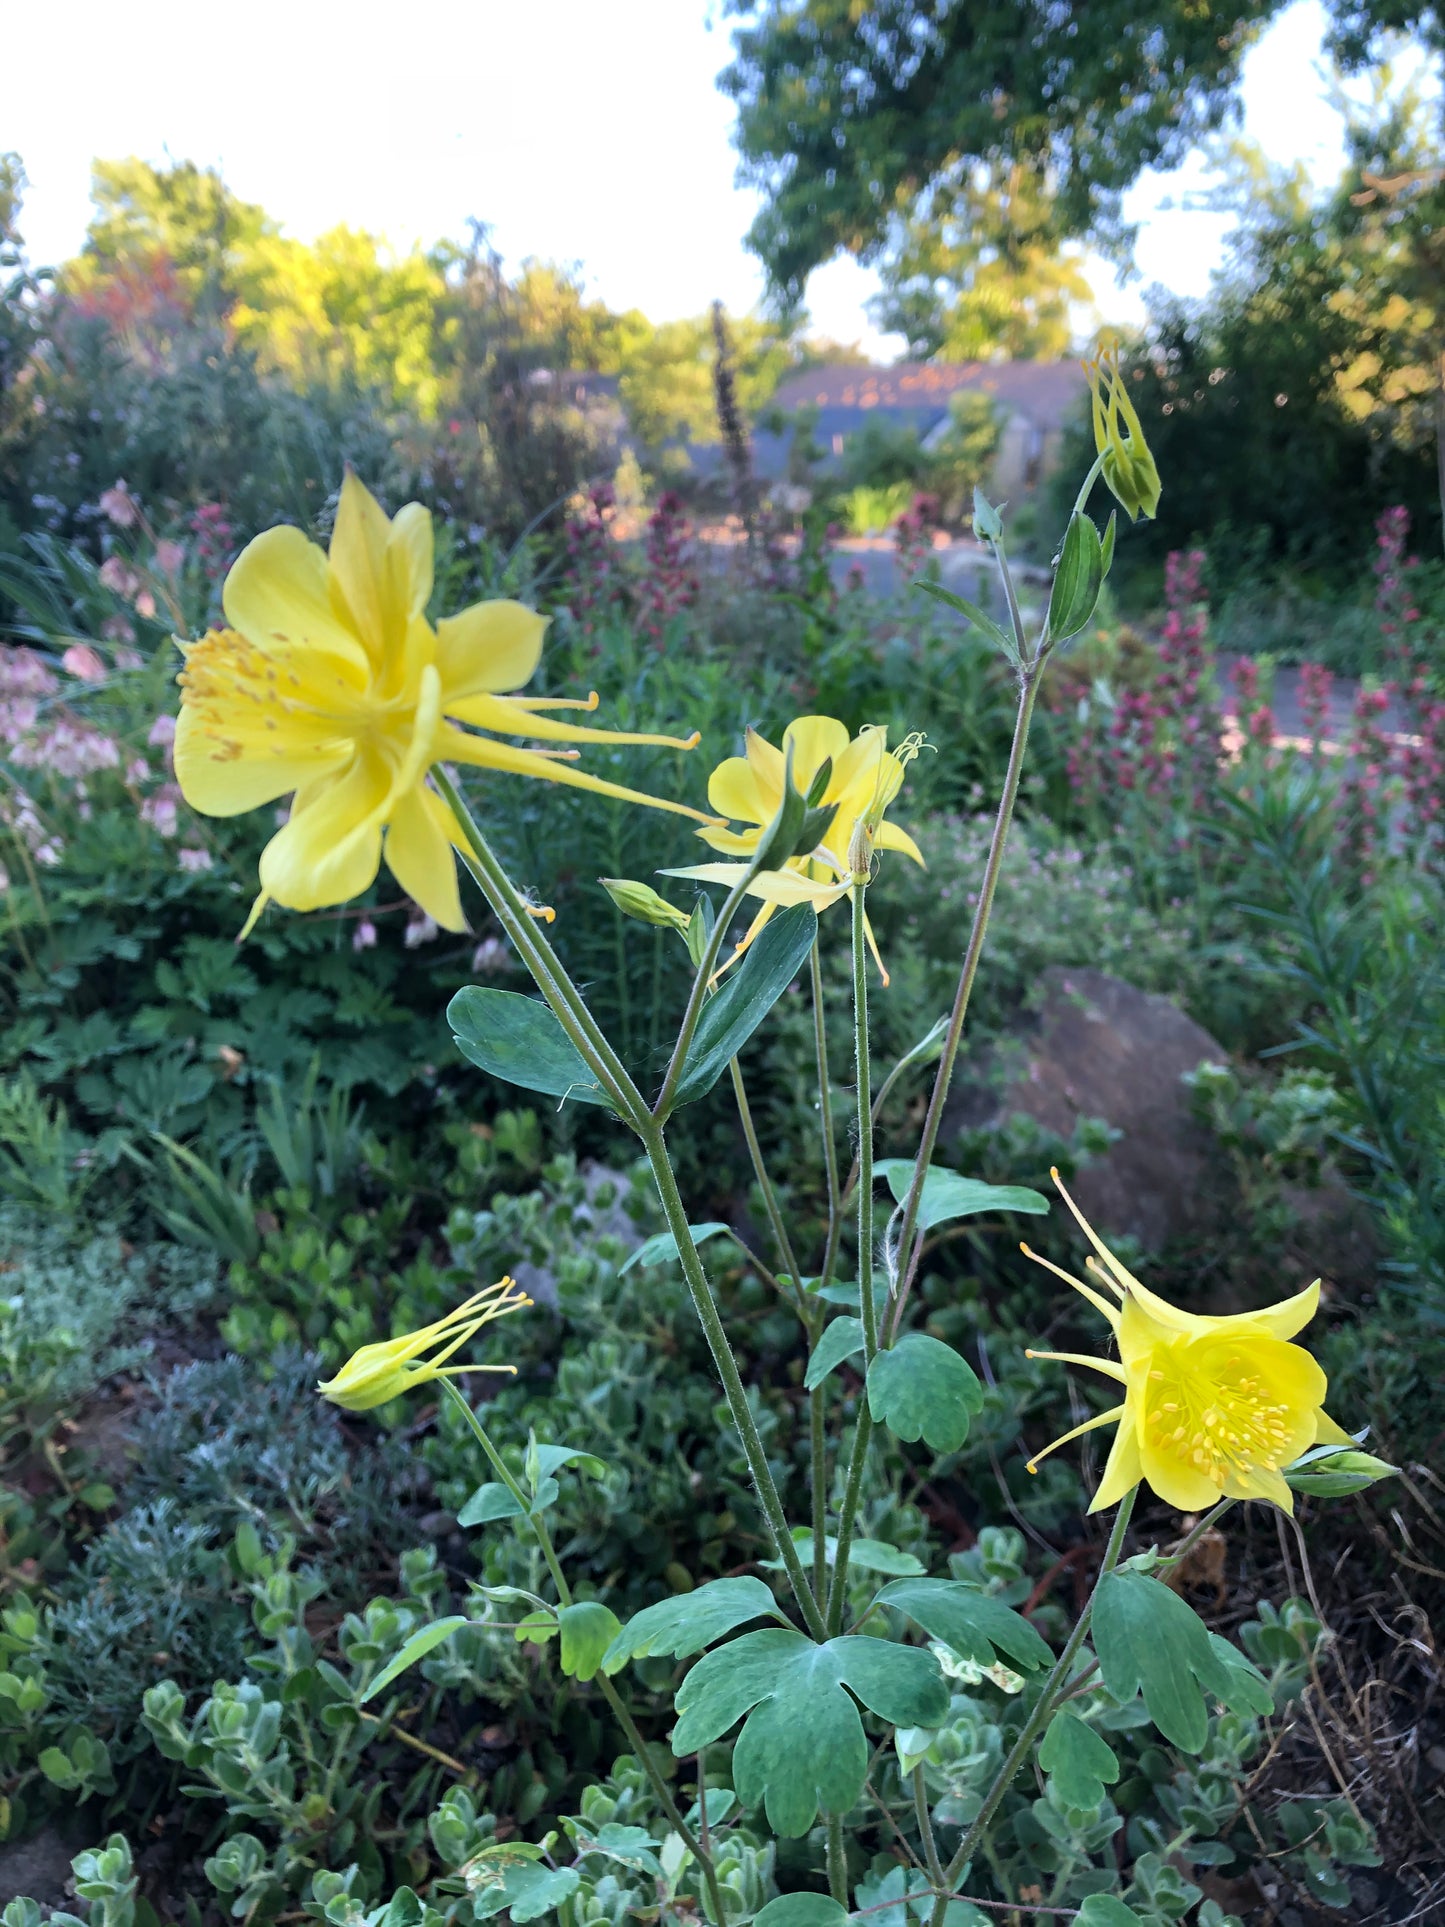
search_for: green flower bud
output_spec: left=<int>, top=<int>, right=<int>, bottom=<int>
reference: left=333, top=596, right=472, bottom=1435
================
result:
left=1284, top=1448, right=1397, bottom=1497
left=1085, top=343, right=1162, bottom=521
left=599, top=878, right=691, bottom=932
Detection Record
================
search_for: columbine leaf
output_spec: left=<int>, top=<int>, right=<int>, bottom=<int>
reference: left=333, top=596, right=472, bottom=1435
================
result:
left=558, top=1601, right=624, bottom=1681
left=1206, top=1632, right=1274, bottom=1718
left=671, top=904, right=818, bottom=1106
left=1091, top=1569, right=1239, bottom=1753
left=619, top=1222, right=736, bottom=1275
left=447, top=988, right=612, bottom=1108
left=764, top=1530, right=924, bottom=1578
left=911, top=580, right=1016, bottom=657
left=671, top=1628, right=948, bottom=1836
left=875, top=1159, right=1049, bottom=1231
left=530, top=1444, right=607, bottom=1482
left=867, top=1333, right=983, bottom=1454
left=457, top=1477, right=559, bottom=1526
left=602, top=1576, right=784, bottom=1669
left=876, top=1578, right=1052, bottom=1673
left=567, top=1823, right=662, bottom=1875
left=472, top=1865, right=581, bottom=1923
left=1076, top=1900, right=1146, bottom=1927
left=805, top=1315, right=865, bottom=1389
left=1045, top=510, right=1105, bottom=644
left=755, top=1899, right=850, bottom=1927
left=1039, top=1708, right=1120, bottom=1810
left=360, top=1617, right=470, bottom=1704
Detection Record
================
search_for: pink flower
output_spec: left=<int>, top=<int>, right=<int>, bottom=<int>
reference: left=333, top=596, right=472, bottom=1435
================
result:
left=100, top=614, right=137, bottom=645
left=352, top=917, right=379, bottom=952
left=471, top=936, right=508, bottom=974
left=113, top=646, right=144, bottom=672
left=404, top=911, right=440, bottom=948
left=98, top=556, right=141, bottom=599
left=99, top=483, right=139, bottom=529
left=125, top=757, right=149, bottom=784
left=140, top=784, right=181, bottom=838
left=154, top=540, right=186, bottom=579
left=61, top=643, right=106, bottom=682
left=134, top=590, right=157, bottom=621
left=177, top=846, right=213, bottom=874
left=147, top=714, right=177, bottom=751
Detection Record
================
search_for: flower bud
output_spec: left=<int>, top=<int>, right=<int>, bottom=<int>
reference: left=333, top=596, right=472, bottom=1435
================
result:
left=1085, top=344, right=1161, bottom=522
left=1284, top=1448, right=1397, bottom=1498
left=599, top=877, right=691, bottom=932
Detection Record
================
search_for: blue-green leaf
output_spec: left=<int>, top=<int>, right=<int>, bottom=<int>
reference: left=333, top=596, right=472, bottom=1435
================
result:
left=804, top=1315, right=865, bottom=1389
left=1091, top=1570, right=1239, bottom=1753
left=1039, top=1708, right=1120, bottom=1809
left=875, top=1159, right=1049, bottom=1230
left=911, top=580, right=1015, bottom=657
left=558, top=1601, right=624, bottom=1681
left=671, top=904, right=818, bottom=1106
left=867, top=1333, right=983, bottom=1453
left=1045, top=511, right=1105, bottom=644
left=762, top=1530, right=924, bottom=1578
left=360, top=1617, right=470, bottom=1703
left=1076, top=1899, right=1146, bottom=1927
left=876, top=1578, right=1052, bottom=1672
left=472, top=1864, right=581, bottom=1923
left=457, top=1477, right=559, bottom=1526
left=754, top=1899, right=849, bottom=1927
left=672, top=1628, right=948, bottom=1837
left=603, top=1576, right=784, bottom=1669
left=447, top=988, right=611, bottom=1107
left=619, top=1221, right=735, bottom=1275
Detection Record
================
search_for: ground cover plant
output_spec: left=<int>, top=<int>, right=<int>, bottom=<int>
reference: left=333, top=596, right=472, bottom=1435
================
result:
left=0, top=345, right=1443, bottom=1927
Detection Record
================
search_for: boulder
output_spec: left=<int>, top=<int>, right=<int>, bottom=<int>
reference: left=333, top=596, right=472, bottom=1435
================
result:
left=945, top=965, right=1229, bottom=1251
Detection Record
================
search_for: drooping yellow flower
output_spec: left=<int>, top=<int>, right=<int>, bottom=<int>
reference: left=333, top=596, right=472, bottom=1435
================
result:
left=1022, top=1171, right=1352, bottom=1515
left=318, top=1278, right=530, bottom=1412
left=1084, top=342, right=1161, bottom=522
left=175, top=474, right=707, bottom=936
left=664, top=715, right=924, bottom=981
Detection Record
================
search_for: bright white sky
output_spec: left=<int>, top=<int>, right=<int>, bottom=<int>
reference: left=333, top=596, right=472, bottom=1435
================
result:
left=0, top=0, right=1428, bottom=359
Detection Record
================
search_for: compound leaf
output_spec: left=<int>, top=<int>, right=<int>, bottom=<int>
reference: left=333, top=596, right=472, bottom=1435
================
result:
left=1091, top=1569, right=1238, bottom=1753
left=672, top=904, right=818, bottom=1106
left=602, top=1576, right=784, bottom=1670
left=558, top=1602, right=624, bottom=1681
left=876, top=1578, right=1052, bottom=1673
left=1039, top=1708, right=1120, bottom=1810
left=867, top=1333, right=983, bottom=1454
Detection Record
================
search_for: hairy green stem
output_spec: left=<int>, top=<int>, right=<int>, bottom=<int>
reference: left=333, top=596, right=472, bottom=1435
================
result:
left=884, top=674, right=1041, bottom=1346
left=441, top=1384, right=726, bottom=1922
left=435, top=769, right=647, bottom=1127
left=653, top=860, right=765, bottom=1119
left=729, top=1057, right=809, bottom=1322
left=913, top=1764, right=947, bottom=1889
left=641, top=1119, right=828, bottom=1642
left=928, top=1486, right=1138, bottom=1926
left=826, top=1813, right=848, bottom=1907
left=852, top=882, right=878, bottom=1360
left=824, top=1408, right=872, bottom=1636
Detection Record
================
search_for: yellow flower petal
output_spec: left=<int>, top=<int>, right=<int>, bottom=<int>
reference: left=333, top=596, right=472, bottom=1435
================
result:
left=222, top=525, right=371, bottom=679
left=441, top=726, right=712, bottom=821
left=1089, top=1418, right=1144, bottom=1513
left=782, top=715, right=851, bottom=787
left=385, top=784, right=467, bottom=933
left=708, top=752, right=769, bottom=824
left=1312, top=1407, right=1356, bottom=1448
left=448, top=691, right=698, bottom=752
left=328, top=471, right=397, bottom=667
left=876, top=820, right=925, bottom=866
left=1137, top=1434, right=1225, bottom=1513
left=173, top=694, right=351, bottom=816
left=258, top=750, right=393, bottom=911
left=435, top=601, right=548, bottom=699
left=388, top=501, right=434, bottom=624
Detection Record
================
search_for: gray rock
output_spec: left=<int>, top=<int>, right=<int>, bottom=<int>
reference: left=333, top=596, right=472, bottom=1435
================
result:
left=946, top=965, right=1227, bottom=1251
left=0, top=1826, right=76, bottom=1907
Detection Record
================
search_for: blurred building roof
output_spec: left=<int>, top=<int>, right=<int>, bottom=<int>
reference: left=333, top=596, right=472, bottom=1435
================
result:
left=769, top=360, right=1085, bottom=428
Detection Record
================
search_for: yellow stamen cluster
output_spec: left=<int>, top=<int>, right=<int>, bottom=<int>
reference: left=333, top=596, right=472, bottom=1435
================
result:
left=1022, top=1170, right=1353, bottom=1514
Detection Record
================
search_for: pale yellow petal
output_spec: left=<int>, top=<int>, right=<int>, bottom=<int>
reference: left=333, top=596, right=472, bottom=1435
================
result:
left=1138, top=1433, right=1224, bottom=1513
left=1241, top=1280, right=1320, bottom=1342
left=435, top=601, right=547, bottom=699
left=385, top=784, right=466, bottom=932
left=876, top=820, right=925, bottom=866
left=440, top=725, right=712, bottom=821
left=388, top=501, right=434, bottom=622
left=828, top=726, right=887, bottom=803
left=782, top=715, right=851, bottom=789
left=744, top=728, right=785, bottom=806
left=708, top=752, right=769, bottom=824
left=174, top=696, right=350, bottom=816
left=1089, top=1416, right=1144, bottom=1512
left=1223, top=1462, right=1294, bottom=1512
left=447, top=691, right=698, bottom=751
left=328, top=471, right=395, bottom=664
left=258, top=751, right=392, bottom=911
left=1312, top=1408, right=1356, bottom=1448
left=696, top=823, right=760, bottom=856
left=222, top=525, right=370, bottom=678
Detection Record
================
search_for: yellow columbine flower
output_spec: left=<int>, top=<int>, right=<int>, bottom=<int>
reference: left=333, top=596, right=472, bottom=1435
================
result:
left=175, top=473, right=707, bottom=936
left=318, top=1278, right=530, bottom=1412
left=664, top=715, right=924, bottom=981
left=1022, top=1171, right=1352, bottom=1515
left=1084, top=342, right=1161, bottom=521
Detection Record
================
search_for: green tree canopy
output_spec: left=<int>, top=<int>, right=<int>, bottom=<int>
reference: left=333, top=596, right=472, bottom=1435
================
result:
left=721, top=0, right=1445, bottom=302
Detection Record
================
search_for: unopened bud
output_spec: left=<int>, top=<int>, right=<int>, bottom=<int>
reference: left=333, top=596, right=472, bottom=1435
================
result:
left=599, top=878, right=691, bottom=932
left=1285, top=1448, right=1397, bottom=1498
left=1085, top=343, right=1161, bottom=522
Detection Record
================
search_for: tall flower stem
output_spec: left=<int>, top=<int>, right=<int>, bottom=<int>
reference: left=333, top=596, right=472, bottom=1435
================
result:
left=728, top=1058, right=809, bottom=1323
left=640, top=1115, right=829, bottom=1643
left=440, top=1383, right=727, bottom=1925
left=925, top=1486, right=1138, bottom=1927
left=826, top=1814, right=849, bottom=1906
left=437, top=768, right=822, bottom=1640
left=884, top=672, right=1041, bottom=1345
left=809, top=943, right=843, bottom=1597
left=851, top=881, right=878, bottom=1360
left=653, top=860, right=768, bottom=1119
left=824, top=1405, right=872, bottom=1637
